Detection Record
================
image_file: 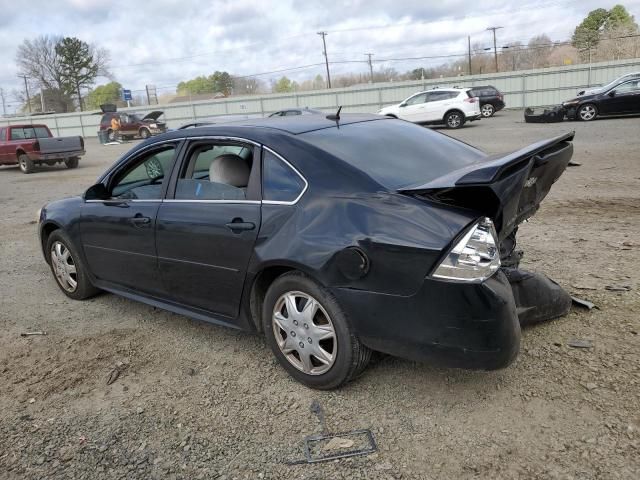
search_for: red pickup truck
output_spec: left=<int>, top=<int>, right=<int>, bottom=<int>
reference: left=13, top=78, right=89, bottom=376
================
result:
left=0, top=124, right=85, bottom=174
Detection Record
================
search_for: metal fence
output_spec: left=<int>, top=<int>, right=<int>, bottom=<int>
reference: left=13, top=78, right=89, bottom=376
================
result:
left=2, top=57, right=639, bottom=138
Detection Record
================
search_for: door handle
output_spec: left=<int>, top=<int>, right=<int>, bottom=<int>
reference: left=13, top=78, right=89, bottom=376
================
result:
left=131, top=214, right=151, bottom=227
left=225, top=219, right=255, bottom=232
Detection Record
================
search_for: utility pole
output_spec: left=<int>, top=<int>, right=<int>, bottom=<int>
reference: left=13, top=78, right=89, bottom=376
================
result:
left=0, top=88, right=6, bottom=116
left=317, top=31, right=331, bottom=89
left=467, top=36, right=472, bottom=75
left=486, top=26, right=503, bottom=72
left=365, top=53, right=374, bottom=83
left=18, top=75, right=32, bottom=113
left=40, top=89, right=46, bottom=112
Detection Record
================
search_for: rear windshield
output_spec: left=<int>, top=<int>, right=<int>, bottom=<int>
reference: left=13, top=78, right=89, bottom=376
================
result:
left=10, top=126, right=50, bottom=140
left=301, top=119, right=485, bottom=189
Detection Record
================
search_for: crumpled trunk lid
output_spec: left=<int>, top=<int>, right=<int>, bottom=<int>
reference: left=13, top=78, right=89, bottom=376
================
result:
left=399, top=132, right=575, bottom=240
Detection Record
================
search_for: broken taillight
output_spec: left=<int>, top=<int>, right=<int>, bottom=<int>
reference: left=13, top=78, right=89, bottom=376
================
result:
left=464, top=97, right=478, bottom=103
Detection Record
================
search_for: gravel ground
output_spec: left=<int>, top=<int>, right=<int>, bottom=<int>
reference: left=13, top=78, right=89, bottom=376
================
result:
left=1, top=110, right=639, bottom=479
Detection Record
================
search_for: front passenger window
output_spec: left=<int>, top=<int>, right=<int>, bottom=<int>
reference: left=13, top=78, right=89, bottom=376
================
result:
left=111, top=146, right=176, bottom=200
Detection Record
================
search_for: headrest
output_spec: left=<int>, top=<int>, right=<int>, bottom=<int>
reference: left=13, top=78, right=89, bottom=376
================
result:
left=209, top=154, right=250, bottom=187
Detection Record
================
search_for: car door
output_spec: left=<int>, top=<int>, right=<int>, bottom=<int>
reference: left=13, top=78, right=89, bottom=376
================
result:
left=602, top=80, right=640, bottom=114
left=80, top=142, right=180, bottom=296
left=155, top=139, right=261, bottom=319
left=398, top=93, right=428, bottom=122
left=423, top=91, right=457, bottom=121
left=0, top=128, right=7, bottom=164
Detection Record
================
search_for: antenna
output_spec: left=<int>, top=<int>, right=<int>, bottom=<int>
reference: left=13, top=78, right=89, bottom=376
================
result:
left=326, top=106, right=342, bottom=122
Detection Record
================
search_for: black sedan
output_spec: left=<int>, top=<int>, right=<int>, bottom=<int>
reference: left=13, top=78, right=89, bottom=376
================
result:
left=563, top=77, right=640, bottom=121
left=38, top=114, right=575, bottom=389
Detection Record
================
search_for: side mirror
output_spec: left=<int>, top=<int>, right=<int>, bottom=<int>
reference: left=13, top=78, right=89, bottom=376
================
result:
left=608, top=90, right=616, bottom=97
left=84, top=183, right=109, bottom=200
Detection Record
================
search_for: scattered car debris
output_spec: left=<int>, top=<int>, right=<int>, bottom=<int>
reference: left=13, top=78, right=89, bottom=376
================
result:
left=287, top=401, right=377, bottom=465
left=524, top=106, right=566, bottom=123
left=567, top=338, right=594, bottom=349
left=20, top=331, right=47, bottom=337
left=605, top=285, right=632, bottom=292
left=571, top=296, right=596, bottom=310
left=106, top=360, right=128, bottom=385
left=303, top=430, right=377, bottom=463
left=568, top=160, right=582, bottom=167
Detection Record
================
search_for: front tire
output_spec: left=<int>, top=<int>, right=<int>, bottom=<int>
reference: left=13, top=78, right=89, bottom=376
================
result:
left=46, top=230, right=99, bottom=300
left=444, top=110, right=465, bottom=129
left=262, top=272, right=371, bottom=389
left=18, top=154, right=35, bottom=174
left=139, top=128, right=151, bottom=139
left=481, top=103, right=495, bottom=117
left=578, top=103, right=597, bottom=121
left=64, top=157, right=79, bottom=169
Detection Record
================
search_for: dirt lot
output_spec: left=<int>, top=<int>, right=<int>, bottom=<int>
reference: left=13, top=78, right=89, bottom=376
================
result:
left=1, top=110, right=638, bottom=479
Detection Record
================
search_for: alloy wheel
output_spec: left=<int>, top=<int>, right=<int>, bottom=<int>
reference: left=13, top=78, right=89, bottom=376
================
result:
left=481, top=104, right=494, bottom=117
left=579, top=105, right=596, bottom=121
left=272, top=291, right=337, bottom=375
left=50, top=241, right=78, bottom=292
left=447, top=113, right=462, bottom=128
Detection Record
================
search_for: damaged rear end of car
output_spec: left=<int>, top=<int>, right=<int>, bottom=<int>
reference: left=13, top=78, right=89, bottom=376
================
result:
left=400, top=131, right=575, bottom=330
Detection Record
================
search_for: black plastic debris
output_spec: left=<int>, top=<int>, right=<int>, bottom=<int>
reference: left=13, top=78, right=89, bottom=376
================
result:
left=524, top=106, right=566, bottom=123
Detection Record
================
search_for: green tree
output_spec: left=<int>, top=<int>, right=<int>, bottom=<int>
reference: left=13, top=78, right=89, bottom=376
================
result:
left=85, top=81, right=123, bottom=110
left=572, top=5, right=638, bottom=51
left=177, top=71, right=234, bottom=96
left=56, top=37, right=110, bottom=111
left=273, top=76, right=297, bottom=93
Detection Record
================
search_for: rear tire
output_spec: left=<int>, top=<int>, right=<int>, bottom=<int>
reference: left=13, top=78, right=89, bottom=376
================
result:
left=262, top=272, right=371, bottom=389
left=46, top=230, right=99, bottom=300
left=444, top=110, right=465, bottom=129
left=578, top=103, right=597, bottom=121
left=18, top=154, right=35, bottom=174
left=481, top=103, right=495, bottom=117
left=64, top=157, right=79, bottom=169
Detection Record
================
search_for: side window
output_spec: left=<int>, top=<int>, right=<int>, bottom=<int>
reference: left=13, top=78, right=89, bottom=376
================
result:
left=284, top=110, right=302, bottom=116
left=405, top=93, right=427, bottom=106
left=0, top=128, right=5, bottom=140
left=615, top=80, right=640, bottom=93
left=263, top=150, right=306, bottom=203
left=111, top=145, right=176, bottom=200
left=10, top=128, right=25, bottom=140
left=175, top=143, right=254, bottom=201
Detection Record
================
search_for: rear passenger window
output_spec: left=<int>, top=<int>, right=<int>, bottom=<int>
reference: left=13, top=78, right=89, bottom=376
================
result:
left=263, top=151, right=306, bottom=203
left=175, top=142, right=255, bottom=201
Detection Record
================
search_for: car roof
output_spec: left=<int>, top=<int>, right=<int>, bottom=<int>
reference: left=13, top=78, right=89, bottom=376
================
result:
left=175, top=113, right=385, bottom=136
left=6, top=124, right=48, bottom=128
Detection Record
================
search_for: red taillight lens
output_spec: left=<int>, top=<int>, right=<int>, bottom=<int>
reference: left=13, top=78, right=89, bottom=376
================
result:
left=464, top=97, right=477, bottom=103
left=33, top=141, right=40, bottom=151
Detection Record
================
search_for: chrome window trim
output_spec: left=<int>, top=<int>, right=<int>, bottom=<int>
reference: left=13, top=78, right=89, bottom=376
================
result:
left=92, top=136, right=307, bottom=206
left=163, top=199, right=261, bottom=205
left=262, top=146, right=309, bottom=206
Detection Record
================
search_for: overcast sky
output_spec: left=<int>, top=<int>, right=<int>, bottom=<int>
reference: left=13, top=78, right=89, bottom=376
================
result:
left=1, top=0, right=639, bottom=109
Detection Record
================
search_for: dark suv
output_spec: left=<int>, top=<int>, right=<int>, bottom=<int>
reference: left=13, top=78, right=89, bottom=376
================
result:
left=468, top=86, right=505, bottom=117
left=99, top=110, right=167, bottom=140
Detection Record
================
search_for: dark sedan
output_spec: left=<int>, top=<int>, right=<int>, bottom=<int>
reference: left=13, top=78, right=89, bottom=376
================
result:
left=563, top=77, right=640, bottom=121
left=38, top=114, right=575, bottom=389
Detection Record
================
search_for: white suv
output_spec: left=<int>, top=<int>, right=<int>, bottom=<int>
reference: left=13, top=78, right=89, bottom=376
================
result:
left=378, top=88, right=481, bottom=129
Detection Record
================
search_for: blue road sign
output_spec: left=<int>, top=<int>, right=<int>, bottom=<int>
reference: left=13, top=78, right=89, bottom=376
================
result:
left=122, top=89, right=132, bottom=101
